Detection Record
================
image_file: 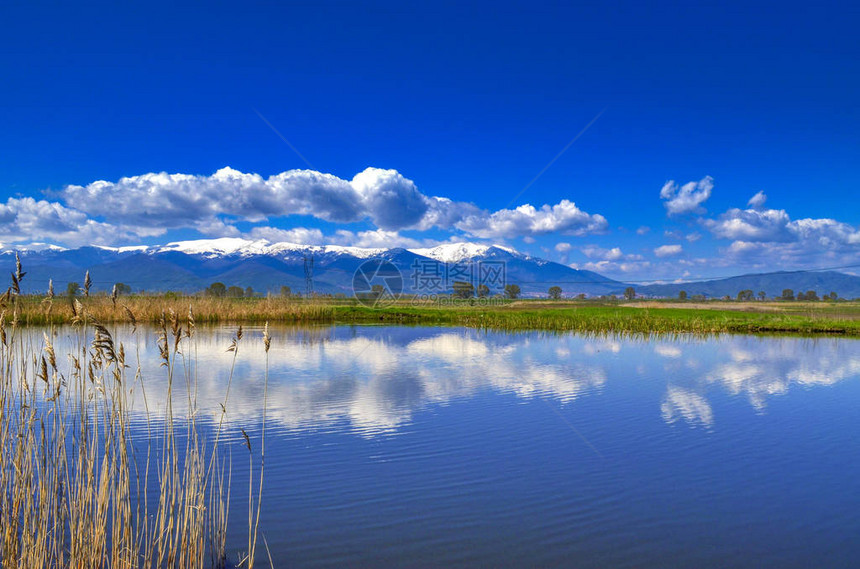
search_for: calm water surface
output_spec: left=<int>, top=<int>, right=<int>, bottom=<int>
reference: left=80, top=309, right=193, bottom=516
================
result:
left=54, top=325, right=860, bottom=567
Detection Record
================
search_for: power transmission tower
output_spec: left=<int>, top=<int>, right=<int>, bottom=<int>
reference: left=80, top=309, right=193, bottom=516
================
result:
left=303, top=254, right=314, bottom=298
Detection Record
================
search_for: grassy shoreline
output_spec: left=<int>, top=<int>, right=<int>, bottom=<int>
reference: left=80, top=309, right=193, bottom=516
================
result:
left=7, top=295, right=860, bottom=336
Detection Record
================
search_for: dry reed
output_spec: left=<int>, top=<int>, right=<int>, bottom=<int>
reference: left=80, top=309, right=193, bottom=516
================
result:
left=0, top=261, right=269, bottom=568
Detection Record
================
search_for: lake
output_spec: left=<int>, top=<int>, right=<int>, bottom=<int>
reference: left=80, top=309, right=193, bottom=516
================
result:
left=36, top=325, right=860, bottom=567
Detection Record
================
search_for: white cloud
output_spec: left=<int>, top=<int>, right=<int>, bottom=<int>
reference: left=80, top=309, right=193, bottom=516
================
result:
left=706, top=207, right=860, bottom=248
left=350, top=168, right=429, bottom=230
left=705, top=207, right=793, bottom=241
left=0, top=196, right=161, bottom=246
left=574, top=259, right=652, bottom=274
left=636, top=226, right=650, bottom=235
left=246, top=226, right=325, bottom=245
left=654, top=244, right=683, bottom=257
left=660, top=176, right=713, bottom=215
left=581, top=245, right=642, bottom=263
left=332, top=229, right=425, bottom=249
left=56, top=166, right=608, bottom=244
left=412, top=196, right=483, bottom=231
left=62, top=167, right=364, bottom=228
left=747, top=191, right=767, bottom=209
left=554, top=242, right=572, bottom=252
left=456, top=200, right=607, bottom=239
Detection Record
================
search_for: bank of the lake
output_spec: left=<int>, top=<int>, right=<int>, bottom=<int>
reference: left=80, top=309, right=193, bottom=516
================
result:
left=6, top=295, right=860, bottom=336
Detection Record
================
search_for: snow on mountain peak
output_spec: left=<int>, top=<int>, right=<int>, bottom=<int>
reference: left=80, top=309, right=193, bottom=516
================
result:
left=1, top=243, right=69, bottom=253
left=408, top=242, right=521, bottom=263
left=3, top=237, right=525, bottom=263
left=151, top=238, right=388, bottom=259
left=157, top=238, right=270, bottom=257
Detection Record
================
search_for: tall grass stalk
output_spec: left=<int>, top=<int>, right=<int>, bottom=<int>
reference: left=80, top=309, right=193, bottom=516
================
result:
left=0, top=263, right=266, bottom=567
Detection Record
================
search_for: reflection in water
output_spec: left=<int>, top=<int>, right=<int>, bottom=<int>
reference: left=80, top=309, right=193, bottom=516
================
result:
left=34, top=326, right=860, bottom=435
left=698, top=339, right=860, bottom=411
left=661, top=386, right=714, bottom=427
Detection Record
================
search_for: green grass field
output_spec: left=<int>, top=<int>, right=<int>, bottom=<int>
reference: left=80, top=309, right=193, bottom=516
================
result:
left=8, top=294, right=860, bottom=337
left=331, top=302, right=860, bottom=336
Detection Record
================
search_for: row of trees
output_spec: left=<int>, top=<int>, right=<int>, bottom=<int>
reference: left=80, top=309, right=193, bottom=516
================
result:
left=64, top=282, right=132, bottom=297
left=204, top=282, right=258, bottom=298
left=451, top=281, right=522, bottom=299
left=675, top=289, right=840, bottom=301
left=780, top=289, right=838, bottom=301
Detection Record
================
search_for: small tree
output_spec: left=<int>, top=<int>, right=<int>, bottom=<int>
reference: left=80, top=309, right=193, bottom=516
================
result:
left=476, top=284, right=490, bottom=298
left=66, top=282, right=80, bottom=298
left=548, top=286, right=562, bottom=300
left=226, top=285, right=244, bottom=298
left=504, top=284, right=521, bottom=299
left=114, top=282, right=132, bottom=295
left=452, top=281, right=475, bottom=299
left=781, top=289, right=795, bottom=301
left=737, top=289, right=754, bottom=301
left=624, top=287, right=636, bottom=300
left=804, top=290, right=819, bottom=301
left=207, top=282, right=227, bottom=297
left=280, top=285, right=291, bottom=297
left=575, top=293, right=587, bottom=300
left=245, top=286, right=254, bottom=298
left=758, top=291, right=766, bottom=301
left=678, top=290, right=687, bottom=301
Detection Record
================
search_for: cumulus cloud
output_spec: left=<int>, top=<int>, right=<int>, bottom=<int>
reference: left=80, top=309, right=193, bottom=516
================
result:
left=704, top=208, right=793, bottom=241
left=660, top=176, right=713, bottom=215
left=412, top=196, right=483, bottom=231
left=246, top=226, right=325, bottom=245
left=701, top=199, right=860, bottom=271
left=456, top=200, right=607, bottom=239
left=705, top=207, right=860, bottom=248
left=333, top=229, right=430, bottom=249
left=0, top=197, right=161, bottom=246
left=62, top=167, right=363, bottom=227
left=54, top=166, right=609, bottom=244
left=350, top=168, right=429, bottom=229
left=654, top=244, right=683, bottom=257
left=554, top=242, right=572, bottom=252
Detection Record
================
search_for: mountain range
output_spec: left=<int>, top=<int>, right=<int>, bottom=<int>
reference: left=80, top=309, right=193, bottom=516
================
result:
left=0, top=239, right=620, bottom=297
left=1, top=238, right=859, bottom=299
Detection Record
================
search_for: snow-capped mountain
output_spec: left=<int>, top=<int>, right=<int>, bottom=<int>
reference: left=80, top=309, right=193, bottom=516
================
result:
left=409, top=243, right=521, bottom=264
left=0, top=238, right=622, bottom=297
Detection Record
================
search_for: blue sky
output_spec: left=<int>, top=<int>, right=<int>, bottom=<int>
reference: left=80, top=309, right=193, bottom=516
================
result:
left=1, top=0, right=858, bottom=280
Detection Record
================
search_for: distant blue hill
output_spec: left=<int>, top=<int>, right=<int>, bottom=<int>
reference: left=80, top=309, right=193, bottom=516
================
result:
left=626, top=270, right=860, bottom=300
